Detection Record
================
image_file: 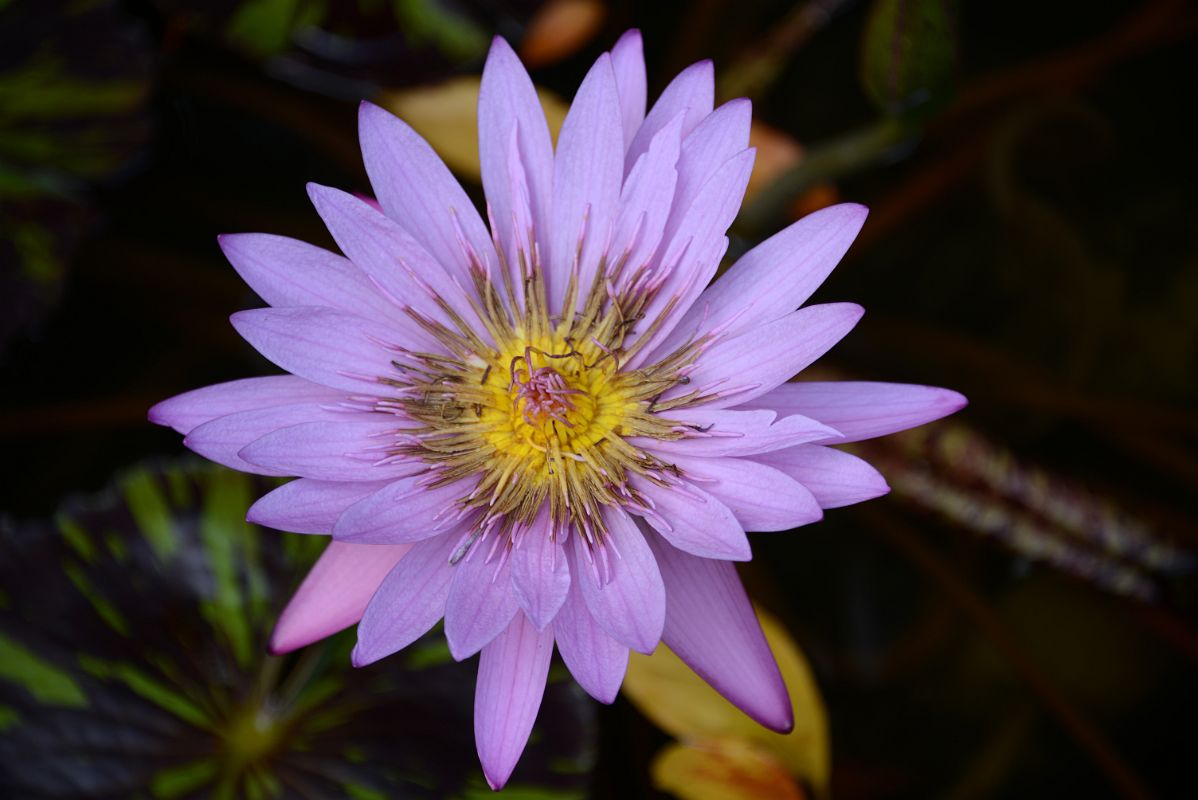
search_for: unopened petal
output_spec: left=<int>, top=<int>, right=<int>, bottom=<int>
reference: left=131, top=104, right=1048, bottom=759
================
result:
left=270, top=540, right=411, bottom=654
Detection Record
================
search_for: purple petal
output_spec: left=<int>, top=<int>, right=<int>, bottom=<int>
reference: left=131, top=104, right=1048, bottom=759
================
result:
left=183, top=403, right=351, bottom=476
left=625, top=60, right=714, bottom=174
left=655, top=99, right=751, bottom=263
left=646, top=533, right=793, bottom=732
left=743, top=381, right=968, bottom=442
left=628, top=148, right=755, bottom=364
left=677, top=303, right=864, bottom=409
left=510, top=512, right=570, bottom=631
left=659, top=203, right=868, bottom=354
left=333, top=477, right=473, bottom=544
left=608, top=112, right=683, bottom=276
left=217, top=233, right=395, bottom=322
left=352, top=533, right=458, bottom=666
left=248, top=478, right=390, bottom=534
left=444, top=544, right=520, bottom=660
left=270, top=540, right=411, bottom=654
left=632, top=478, right=751, bottom=560
left=307, top=184, right=479, bottom=333
left=609, top=29, right=646, bottom=149
left=643, top=407, right=840, bottom=458
left=474, top=612, right=555, bottom=791
left=358, top=101, right=497, bottom=281
left=573, top=506, right=665, bottom=653
left=665, top=454, right=823, bottom=531
left=149, top=376, right=340, bottom=435
left=229, top=306, right=418, bottom=394
left=238, top=418, right=424, bottom=481
left=479, top=36, right=554, bottom=274
left=553, top=580, right=628, bottom=703
left=548, top=52, right=624, bottom=312
left=753, top=444, right=891, bottom=508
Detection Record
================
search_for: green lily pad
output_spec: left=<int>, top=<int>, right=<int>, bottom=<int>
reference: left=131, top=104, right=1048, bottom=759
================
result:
left=0, top=461, right=595, bottom=798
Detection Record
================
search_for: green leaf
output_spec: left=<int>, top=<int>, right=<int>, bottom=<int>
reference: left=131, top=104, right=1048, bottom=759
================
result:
left=0, top=461, right=597, bottom=797
left=860, top=0, right=959, bottom=117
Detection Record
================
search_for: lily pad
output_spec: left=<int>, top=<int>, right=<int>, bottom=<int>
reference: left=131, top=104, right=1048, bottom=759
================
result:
left=0, top=461, right=595, bottom=798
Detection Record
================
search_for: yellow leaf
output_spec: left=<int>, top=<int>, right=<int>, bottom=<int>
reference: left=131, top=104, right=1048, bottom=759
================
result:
left=652, top=738, right=805, bottom=800
left=623, top=608, right=831, bottom=795
left=746, top=120, right=803, bottom=200
left=520, top=0, right=608, bottom=68
left=376, top=78, right=569, bottom=182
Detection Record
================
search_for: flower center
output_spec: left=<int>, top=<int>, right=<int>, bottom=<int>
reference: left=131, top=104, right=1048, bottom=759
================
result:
left=379, top=240, right=716, bottom=544
left=510, top=348, right=584, bottom=431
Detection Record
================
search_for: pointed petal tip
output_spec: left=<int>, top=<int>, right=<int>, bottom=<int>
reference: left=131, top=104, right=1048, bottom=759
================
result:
left=763, top=702, right=795, bottom=734
left=146, top=399, right=173, bottom=428
left=483, top=768, right=508, bottom=792
left=941, top=388, right=969, bottom=413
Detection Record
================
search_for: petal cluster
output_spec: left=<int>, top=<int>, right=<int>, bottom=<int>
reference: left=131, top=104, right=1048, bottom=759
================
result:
left=150, top=30, right=965, bottom=790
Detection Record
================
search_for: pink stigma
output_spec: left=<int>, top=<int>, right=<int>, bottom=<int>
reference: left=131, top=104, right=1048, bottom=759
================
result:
left=510, top=347, right=583, bottom=428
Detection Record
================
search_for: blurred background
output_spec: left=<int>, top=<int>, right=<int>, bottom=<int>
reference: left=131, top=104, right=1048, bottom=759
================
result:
left=1, top=0, right=1196, bottom=797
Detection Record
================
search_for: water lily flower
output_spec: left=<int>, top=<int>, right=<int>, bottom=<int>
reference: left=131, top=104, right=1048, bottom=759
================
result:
left=150, top=30, right=965, bottom=789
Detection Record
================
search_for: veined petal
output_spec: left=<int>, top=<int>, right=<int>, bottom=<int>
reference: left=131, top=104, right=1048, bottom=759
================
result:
left=666, top=454, right=823, bottom=531
left=609, top=29, right=647, bottom=149
left=248, top=478, right=391, bottom=534
left=553, top=580, right=628, bottom=703
left=184, top=403, right=352, bottom=476
left=625, top=60, right=714, bottom=174
left=270, top=540, right=411, bottom=654
left=333, top=477, right=475, bottom=544
left=629, top=148, right=755, bottom=364
left=548, top=52, right=624, bottom=312
left=479, top=36, right=554, bottom=276
left=676, top=303, right=864, bottom=409
left=573, top=506, right=664, bottom=653
left=752, top=444, right=891, bottom=508
left=642, top=407, right=839, bottom=458
left=661, top=98, right=752, bottom=251
left=229, top=306, right=422, bottom=394
left=743, top=381, right=968, bottom=442
left=238, top=418, right=424, bottom=481
left=632, top=477, right=751, bottom=560
left=659, top=203, right=868, bottom=353
left=307, top=184, right=479, bottom=332
left=217, top=233, right=396, bottom=323
left=608, top=112, right=683, bottom=276
left=358, top=101, right=497, bottom=281
left=148, top=376, right=340, bottom=435
left=474, top=612, right=555, bottom=791
left=510, top=511, right=570, bottom=631
left=646, top=532, right=793, bottom=732
left=352, top=533, right=458, bottom=666
left=444, top=545, right=521, bottom=660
